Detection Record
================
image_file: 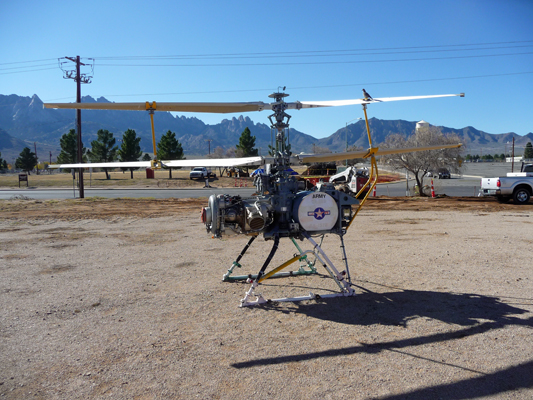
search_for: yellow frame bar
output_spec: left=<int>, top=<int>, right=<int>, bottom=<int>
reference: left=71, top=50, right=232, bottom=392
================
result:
left=257, top=251, right=314, bottom=283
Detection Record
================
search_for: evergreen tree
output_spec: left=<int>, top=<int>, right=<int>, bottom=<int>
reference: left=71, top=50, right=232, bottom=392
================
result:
left=524, top=142, right=533, bottom=160
left=118, top=129, right=143, bottom=179
left=56, top=129, right=86, bottom=171
left=87, top=129, right=118, bottom=180
left=236, top=127, right=258, bottom=157
left=157, top=130, right=185, bottom=179
left=15, top=147, right=38, bottom=174
left=142, top=153, right=152, bottom=161
left=0, top=151, right=4, bottom=170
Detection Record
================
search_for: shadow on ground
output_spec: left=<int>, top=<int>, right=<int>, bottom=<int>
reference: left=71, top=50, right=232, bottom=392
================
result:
left=233, top=289, right=533, bottom=398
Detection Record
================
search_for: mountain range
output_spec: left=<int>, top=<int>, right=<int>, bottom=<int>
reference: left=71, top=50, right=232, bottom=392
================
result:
left=1, top=94, right=532, bottom=163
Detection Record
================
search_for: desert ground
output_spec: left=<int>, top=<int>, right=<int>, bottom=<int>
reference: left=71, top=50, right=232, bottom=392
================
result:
left=1, top=196, right=532, bottom=399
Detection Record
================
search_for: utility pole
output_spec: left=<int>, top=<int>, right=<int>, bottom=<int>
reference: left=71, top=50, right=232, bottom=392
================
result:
left=60, top=56, right=93, bottom=198
left=206, top=139, right=212, bottom=155
left=34, top=142, right=39, bottom=175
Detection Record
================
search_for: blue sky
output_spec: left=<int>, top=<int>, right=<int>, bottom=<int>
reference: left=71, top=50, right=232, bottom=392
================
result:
left=1, top=0, right=532, bottom=140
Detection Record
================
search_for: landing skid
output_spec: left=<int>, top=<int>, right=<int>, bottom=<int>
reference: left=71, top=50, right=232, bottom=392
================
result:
left=240, top=233, right=355, bottom=307
left=223, top=237, right=317, bottom=282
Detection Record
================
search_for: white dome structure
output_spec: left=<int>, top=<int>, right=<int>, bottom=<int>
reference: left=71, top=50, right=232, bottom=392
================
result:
left=416, top=120, right=430, bottom=131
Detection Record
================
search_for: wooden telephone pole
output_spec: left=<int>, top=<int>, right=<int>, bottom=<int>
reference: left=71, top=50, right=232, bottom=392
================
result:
left=61, top=56, right=93, bottom=198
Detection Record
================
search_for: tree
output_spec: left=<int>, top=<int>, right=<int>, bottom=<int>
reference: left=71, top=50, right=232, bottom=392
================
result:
left=157, top=130, right=185, bottom=179
left=0, top=151, right=4, bottom=170
left=15, top=147, right=38, bottom=174
left=236, top=127, right=258, bottom=157
left=142, top=153, right=152, bottom=161
left=381, top=127, right=462, bottom=196
left=208, top=146, right=226, bottom=159
left=117, top=129, right=143, bottom=179
left=57, top=129, right=86, bottom=171
left=87, top=129, right=118, bottom=180
left=524, top=142, right=533, bottom=160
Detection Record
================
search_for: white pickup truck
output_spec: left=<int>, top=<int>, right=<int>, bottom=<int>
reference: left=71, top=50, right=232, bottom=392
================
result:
left=480, top=164, right=533, bottom=204
left=189, top=167, right=215, bottom=180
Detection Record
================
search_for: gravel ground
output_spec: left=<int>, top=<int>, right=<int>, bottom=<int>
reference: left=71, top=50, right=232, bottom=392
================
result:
left=0, top=198, right=532, bottom=399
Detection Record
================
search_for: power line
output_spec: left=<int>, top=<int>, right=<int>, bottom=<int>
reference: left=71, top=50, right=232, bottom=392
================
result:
left=0, top=67, right=58, bottom=75
left=0, top=63, right=58, bottom=72
left=94, top=40, right=533, bottom=60
left=2, top=40, right=532, bottom=74
left=95, top=51, right=533, bottom=68
left=39, top=71, right=531, bottom=101
left=0, top=58, right=57, bottom=66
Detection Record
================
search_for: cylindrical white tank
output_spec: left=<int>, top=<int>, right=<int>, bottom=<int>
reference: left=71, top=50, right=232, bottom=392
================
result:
left=416, top=120, right=430, bottom=131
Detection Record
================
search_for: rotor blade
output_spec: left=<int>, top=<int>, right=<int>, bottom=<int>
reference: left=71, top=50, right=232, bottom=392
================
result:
left=44, top=93, right=464, bottom=113
left=48, top=157, right=266, bottom=169
left=291, top=93, right=465, bottom=109
left=48, top=161, right=152, bottom=169
left=297, top=143, right=462, bottom=163
left=164, top=156, right=265, bottom=168
left=44, top=101, right=269, bottom=113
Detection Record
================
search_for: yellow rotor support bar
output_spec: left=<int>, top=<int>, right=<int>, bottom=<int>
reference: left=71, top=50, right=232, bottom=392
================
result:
left=346, top=103, right=379, bottom=230
left=146, top=101, right=162, bottom=169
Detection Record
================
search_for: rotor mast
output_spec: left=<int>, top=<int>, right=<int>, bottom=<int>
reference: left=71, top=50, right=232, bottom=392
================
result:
left=268, top=91, right=291, bottom=168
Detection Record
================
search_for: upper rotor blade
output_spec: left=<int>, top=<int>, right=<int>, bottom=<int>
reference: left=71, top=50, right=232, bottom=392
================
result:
left=297, top=143, right=462, bottom=163
left=44, top=93, right=464, bottom=113
left=291, top=93, right=465, bottom=109
left=44, top=102, right=269, bottom=113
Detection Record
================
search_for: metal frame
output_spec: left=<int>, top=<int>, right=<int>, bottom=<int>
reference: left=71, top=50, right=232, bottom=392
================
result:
left=223, top=237, right=317, bottom=282
left=238, top=103, right=379, bottom=307
left=240, top=233, right=355, bottom=307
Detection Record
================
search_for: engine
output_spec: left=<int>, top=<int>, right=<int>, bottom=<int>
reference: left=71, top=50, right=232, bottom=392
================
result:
left=201, top=194, right=274, bottom=237
left=201, top=170, right=359, bottom=239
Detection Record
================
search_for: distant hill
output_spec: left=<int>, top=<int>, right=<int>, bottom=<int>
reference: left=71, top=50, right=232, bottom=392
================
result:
left=1, top=94, right=532, bottom=161
left=322, top=118, right=533, bottom=155
left=0, top=127, right=42, bottom=164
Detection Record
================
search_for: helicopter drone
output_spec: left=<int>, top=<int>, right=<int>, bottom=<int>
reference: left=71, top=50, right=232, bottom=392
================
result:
left=45, top=89, right=464, bottom=306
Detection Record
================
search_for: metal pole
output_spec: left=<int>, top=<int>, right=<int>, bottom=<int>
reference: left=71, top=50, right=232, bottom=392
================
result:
left=406, top=169, right=409, bottom=196
left=75, top=56, right=85, bottom=198
left=345, top=123, right=348, bottom=166
left=34, top=142, right=39, bottom=175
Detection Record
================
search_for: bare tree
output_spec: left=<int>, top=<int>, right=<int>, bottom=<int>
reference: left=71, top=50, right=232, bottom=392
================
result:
left=208, top=146, right=226, bottom=159
left=380, top=127, right=462, bottom=196
left=226, top=148, right=236, bottom=158
left=313, top=146, right=332, bottom=154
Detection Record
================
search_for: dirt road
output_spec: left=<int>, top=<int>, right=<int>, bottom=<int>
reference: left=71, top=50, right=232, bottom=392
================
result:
left=1, top=197, right=532, bottom=399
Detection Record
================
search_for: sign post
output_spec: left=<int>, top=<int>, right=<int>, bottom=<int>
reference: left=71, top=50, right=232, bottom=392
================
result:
left=18, top=174, right=28, bottom=188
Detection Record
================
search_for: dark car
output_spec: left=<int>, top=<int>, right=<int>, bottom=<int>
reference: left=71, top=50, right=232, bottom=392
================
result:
left=437, top=168, right=451, bottom=179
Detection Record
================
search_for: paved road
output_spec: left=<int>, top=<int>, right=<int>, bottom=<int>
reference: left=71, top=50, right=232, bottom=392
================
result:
left=0, top=163, right=517, bottom=200
left=0, top=177, right=484, bottom=200
left=0, top=187, right=256, bottom=200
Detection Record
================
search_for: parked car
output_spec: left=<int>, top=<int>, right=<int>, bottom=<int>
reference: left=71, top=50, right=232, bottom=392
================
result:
left=437, top=168, right=451, bottom=179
